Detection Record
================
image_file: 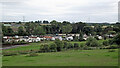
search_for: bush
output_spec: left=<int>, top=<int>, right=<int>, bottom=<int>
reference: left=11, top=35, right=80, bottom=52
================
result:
left=74, top=43, right=79, bottom=48
left=109, top=40, right=114, bottom=45
left=27, top=53, right=38, bottom=57
left=86, top=37, right=101, bottom=47
left=80, top=43, right=85, bottom=48
left=67, top=43, right=74, bottom=49
left=63, top=41, right=68, bottom=49
left=49, top=43, right=57, bottom=52
left=40, top=44, right=50, bottom=52
left=103, top=40, right=109, bottom=46
left=54, top=40, right=64, bottom=52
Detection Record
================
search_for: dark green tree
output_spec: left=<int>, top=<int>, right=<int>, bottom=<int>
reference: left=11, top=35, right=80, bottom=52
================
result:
left=18, top=26, right=26, bottom=36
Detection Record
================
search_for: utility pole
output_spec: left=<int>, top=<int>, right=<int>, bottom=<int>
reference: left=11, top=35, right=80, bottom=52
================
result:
left=23, top=16, right=25, bottom=23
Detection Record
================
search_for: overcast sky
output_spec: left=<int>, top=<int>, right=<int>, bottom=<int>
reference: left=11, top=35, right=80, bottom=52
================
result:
left=0, top=0, right=119, bottom=23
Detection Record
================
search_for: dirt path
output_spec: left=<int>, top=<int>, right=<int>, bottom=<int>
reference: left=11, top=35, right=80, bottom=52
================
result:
left=1, top=44, right=29, bottom=50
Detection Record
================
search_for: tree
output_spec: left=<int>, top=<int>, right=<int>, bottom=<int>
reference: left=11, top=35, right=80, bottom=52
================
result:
left=33, top=26, right=46, bottom=35
left=83, top=26, right=94, bottom=35
left=112, top=34, right=120, bottom=45
left=61, top=24, right=72, bottom=34
left=79, top=31, right=83, bottom=41
left=43, top=20, right=49, bottom=24
left=71, top=22, right=86, bottom=33
left=62, top=21, right=70, bottom=25
left=50, top=20, right=57, bottom=24
left=40, top=44, right=50, bottom=52
left=3, top=26, right=15, bottom=36
left=2, top=25, right=7, bottom=36
left=49, top=43, right=57, bottom=52
left=94, top=25, right=103, bottom=35
left=25, top=22, right=38, bottom=35
left=103, top=26, right=113, bottom=34
left=49, top=20, right=61, bottom=34
left=18, top=26, right=26, bottom=36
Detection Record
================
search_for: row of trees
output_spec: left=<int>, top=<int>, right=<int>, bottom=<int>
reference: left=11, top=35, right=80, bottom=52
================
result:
left=2, top=20, right=120, bottom=36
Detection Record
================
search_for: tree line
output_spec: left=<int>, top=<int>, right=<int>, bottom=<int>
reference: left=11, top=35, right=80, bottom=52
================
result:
left=2, top=20, right=120, bottom=36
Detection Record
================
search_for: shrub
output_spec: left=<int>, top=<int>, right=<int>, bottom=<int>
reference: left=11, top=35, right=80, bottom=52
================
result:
left=103, top=40, right=109, bottom=46
left=80, top=43, right=85, bottom=48
left=63, top=41, right=68, bottom=49
left=109, top=40, right=114, bottom=45
left=67, top=43, right=74, bottom=49
left=49, top=43, right=57, bottom=52
left=74, top=43, right=79, bottom=48
left=40, top=44, right=50, bottom=52
left=86, top=37, right=101, bottom=47
left=54, top=39, right=64, bottom=52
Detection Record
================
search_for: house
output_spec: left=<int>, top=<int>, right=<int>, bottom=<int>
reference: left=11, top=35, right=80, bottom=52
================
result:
left=44, top=36, right=53, bottom=40
left=98, top=36, right=103, bottom=40
left=83, top=34, right=89, bottom=41
left=67, top=34, right=80, bottom=36
left=3, top=36, right=12, bottom=42
left=3, top=24, right=11, bottom=27
left=66, top=36, right=73, bottom=41
left=83, top=38, right=87, bottom=41
left=28, top=36, right=41, bottom=42
left=54, top=36, right=62, bottom=41
left=58, top=36, right=62, bottom=41
left=83, top=34, right=88, bottom=38
left=51, top=37, right=55, bottom=41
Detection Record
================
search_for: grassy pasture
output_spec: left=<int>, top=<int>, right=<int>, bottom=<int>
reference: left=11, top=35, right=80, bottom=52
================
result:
left=3, top=40, right=105, bottom=52
left=2, top=49, right=118, bottom=66
left=2, top=40, right=118, bottom=66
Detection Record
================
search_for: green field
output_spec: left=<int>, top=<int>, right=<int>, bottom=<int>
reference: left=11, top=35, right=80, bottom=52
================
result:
left=2, top=40, right=118, bottom=66
left=3, top=41, right=54, bottom=51
left=3, top=49, right=118, bottom=66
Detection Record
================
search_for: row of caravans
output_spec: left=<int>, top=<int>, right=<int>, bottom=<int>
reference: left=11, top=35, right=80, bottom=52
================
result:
left=3, top=35, right=74, bottom=43
left=3, top=34, right=112, bottom=43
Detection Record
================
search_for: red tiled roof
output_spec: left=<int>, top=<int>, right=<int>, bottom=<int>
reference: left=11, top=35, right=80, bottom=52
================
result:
left=29, top=37, right=37, bottom=38
left=44, top=36, right=52, bottom=39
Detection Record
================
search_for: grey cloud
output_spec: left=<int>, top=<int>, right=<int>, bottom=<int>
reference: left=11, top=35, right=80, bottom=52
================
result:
left=1, top=0, right=119, bottom=23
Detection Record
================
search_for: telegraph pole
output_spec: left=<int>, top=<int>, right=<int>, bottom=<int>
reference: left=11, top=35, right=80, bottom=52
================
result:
left=23, top=16, right=25, bottom=23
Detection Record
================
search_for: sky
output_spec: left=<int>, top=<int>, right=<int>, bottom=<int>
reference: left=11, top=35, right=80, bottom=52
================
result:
left=0, top=0, right=119, bottom=23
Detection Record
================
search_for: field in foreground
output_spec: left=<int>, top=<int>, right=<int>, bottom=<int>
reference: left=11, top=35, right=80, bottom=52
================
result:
left=3, top=49, right=118, bottom=66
